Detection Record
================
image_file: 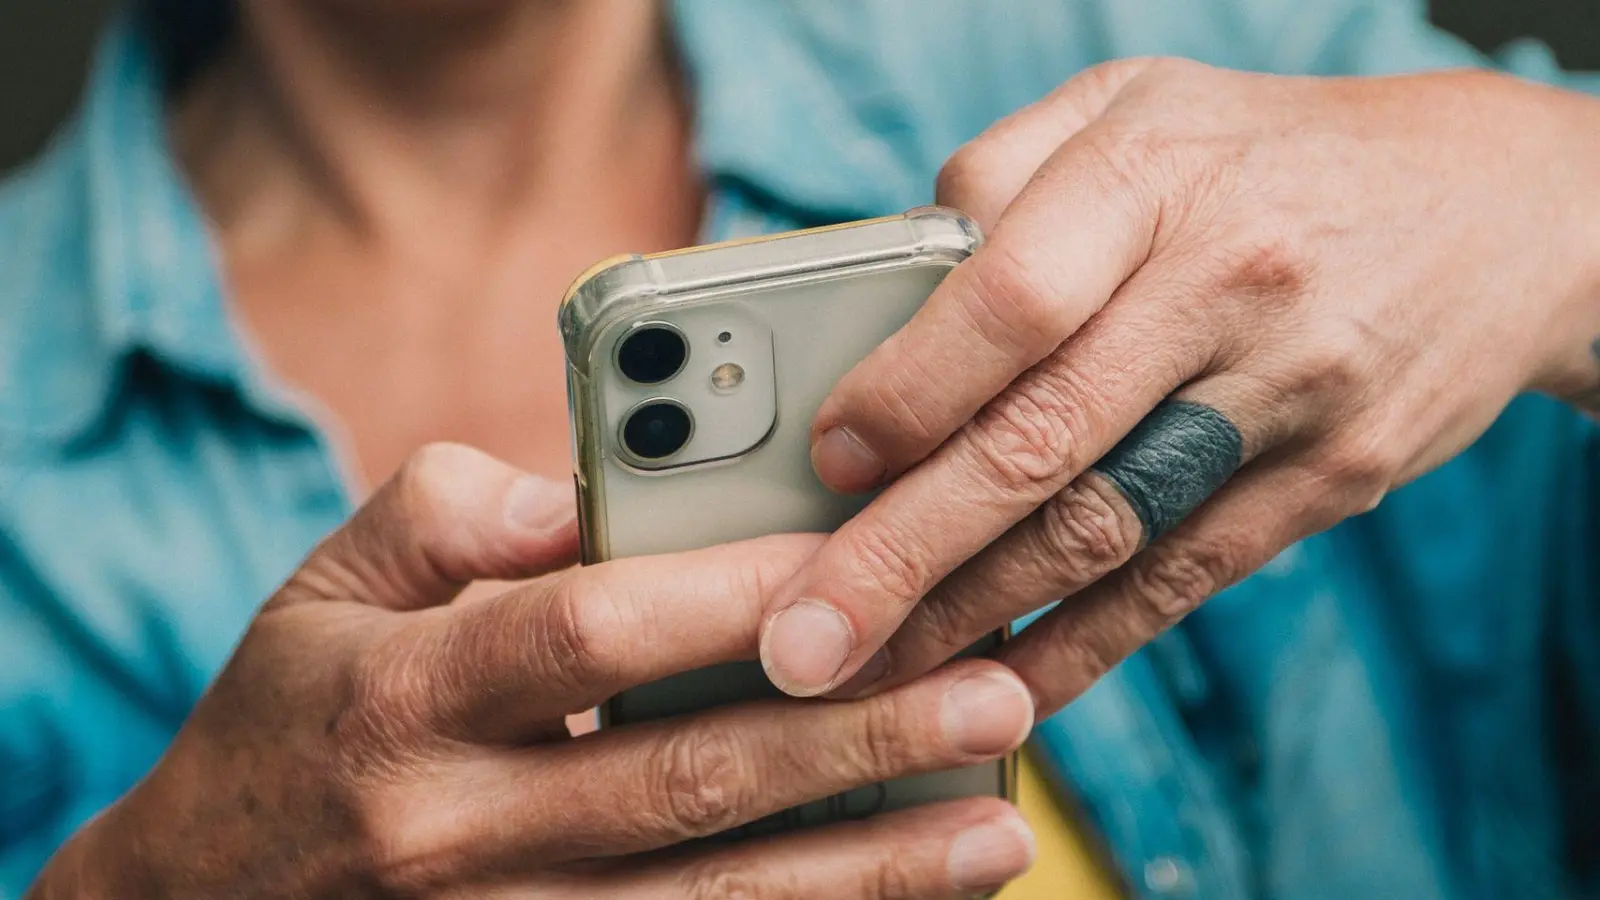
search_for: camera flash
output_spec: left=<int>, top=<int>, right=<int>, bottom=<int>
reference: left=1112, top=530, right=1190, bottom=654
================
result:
left=711, top=363, right=745, bottom=392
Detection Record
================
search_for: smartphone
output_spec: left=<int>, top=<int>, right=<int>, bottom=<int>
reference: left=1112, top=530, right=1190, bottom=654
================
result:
left=559, top=206, right=1012, bottom=839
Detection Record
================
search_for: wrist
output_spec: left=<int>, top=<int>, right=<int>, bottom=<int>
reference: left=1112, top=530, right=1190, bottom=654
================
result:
left=1531, top=238, right=1600, bottom=413
left=1526, top=86, right=1600, bottom=410
left=25, top=800, right=159, bottom=900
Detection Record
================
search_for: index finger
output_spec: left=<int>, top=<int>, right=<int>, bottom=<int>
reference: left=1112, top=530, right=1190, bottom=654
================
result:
left=757, top=140, right=1161, bottom=699
left=810, top=61, right=1160, bottom=495
left=484, top=659, right=1033, bottom=862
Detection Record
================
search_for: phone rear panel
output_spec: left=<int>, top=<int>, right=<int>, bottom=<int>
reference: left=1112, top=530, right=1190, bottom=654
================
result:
left=560, top=208, right=1009, bottom=838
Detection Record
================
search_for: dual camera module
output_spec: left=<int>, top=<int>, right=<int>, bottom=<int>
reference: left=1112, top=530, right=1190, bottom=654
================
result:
left=615, top=325, right=695, bottom=460
left=608, top=307, right=769, bottom=471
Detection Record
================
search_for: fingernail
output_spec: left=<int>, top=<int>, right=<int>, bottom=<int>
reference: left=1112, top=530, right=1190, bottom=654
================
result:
left=940, top=671, right=1034, bottom=758
left=812, top=427, right=886, bottom=493
left=503, top=476, right=576, bottom=534
left=760, top=600, right=855, bottom=697
left=830, top=647, right=891, bottom=699
left=947, top=816, right=1036, bottom=893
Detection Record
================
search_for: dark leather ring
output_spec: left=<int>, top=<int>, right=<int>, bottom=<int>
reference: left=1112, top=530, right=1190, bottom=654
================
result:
left=1088, top=400, right=1244, bottom=540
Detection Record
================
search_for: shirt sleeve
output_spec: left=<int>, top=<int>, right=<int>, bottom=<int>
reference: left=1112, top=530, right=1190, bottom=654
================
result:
left=0, top=549, right=174, bottom=899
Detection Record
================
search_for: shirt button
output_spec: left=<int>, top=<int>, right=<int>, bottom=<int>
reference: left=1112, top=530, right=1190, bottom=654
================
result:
left=1143, top=857, right=1195, bottom=896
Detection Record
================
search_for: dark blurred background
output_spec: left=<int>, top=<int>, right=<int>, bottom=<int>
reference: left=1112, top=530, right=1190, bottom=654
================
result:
left=1, top=0, right=1598, bottom=175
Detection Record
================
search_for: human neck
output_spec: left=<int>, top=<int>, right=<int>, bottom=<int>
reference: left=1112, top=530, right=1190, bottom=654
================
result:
left=175, top=0, right=694, bottom=253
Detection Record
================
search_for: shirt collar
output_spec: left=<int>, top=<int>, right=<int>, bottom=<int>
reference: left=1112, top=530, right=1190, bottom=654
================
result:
left=82, top=15, right=241, bottom=385
left=0, top=15, right=243, bottom=446
left=672, top=0, right=929, bottom=225
left=2, top=5, right=928, bottom=445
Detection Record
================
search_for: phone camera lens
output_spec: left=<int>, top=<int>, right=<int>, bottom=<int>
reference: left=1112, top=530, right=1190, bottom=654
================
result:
left=617, top=325, right=688, bottom=384
left=621, top=401, right=694, bottom=460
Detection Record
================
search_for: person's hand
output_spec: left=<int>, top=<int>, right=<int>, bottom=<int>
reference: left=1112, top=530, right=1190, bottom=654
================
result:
left=756, top=60, right=1600, bottom=709
left=29, top=444, right=1036, bottom=900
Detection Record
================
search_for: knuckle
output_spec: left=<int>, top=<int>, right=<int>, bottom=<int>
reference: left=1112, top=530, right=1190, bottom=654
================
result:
left=1287, top=319, right=1383, bottom=402
left=846, top=697, right=917, bottom=779
left=739, top=535, right=821, bottom=599
left=358, top=785, right=475, bottom=897
left=322, top=701, right=476, bottom=892
left=336, top=630, right=436, bottom=755
left=1311, top=429, right=1397, bottom=514
left=1317, top=439, right=1388, bottom=491
left=536, top=574, right=626, bottom=692
left=907, top=594, right=980, bottom=661
left=1120, top=58, right=1218, bottom=109
left=1035, top=480, right=1139, bottom=584
left=864, top=856, right=921, bottom=900
left=848, top=525, right=938, bottom=607
left=964, top=372, right=1089, bottom=493
left=395, top=442, right=479, bottom=510
left=1051, top=57, right=1188, bottom=128
left=682, top=863, right=798, bottom=900
left=1143, top=55, right=1207, bottom=81
left=1089, top=125, right=1173, bottom=188
left=1086, top=121, right=1221, bottom=226
left=387, top=442, right=490, bottom=586
left=1033, top=613, right=1127, bottom=708
left=1128, top=541, right=1234, bottom=622
left=936, top=140, right=1002, bottom=209
left=647, top=728, right=758, bottom=839
left=960, top=243, right=1073, bottom=358
left=1073, top=57, right=1146, bottom=96
left=362, top=828, right=445, bottom=897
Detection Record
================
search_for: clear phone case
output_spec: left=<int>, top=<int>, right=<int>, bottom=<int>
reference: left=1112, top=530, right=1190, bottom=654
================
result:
left=559, top=206, right=1012, bottom=840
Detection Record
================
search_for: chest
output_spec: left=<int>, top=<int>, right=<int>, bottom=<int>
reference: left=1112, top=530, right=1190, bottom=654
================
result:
left=216, top=182, right=703, bottom=492
left=227, top=250, right=580, bottom=490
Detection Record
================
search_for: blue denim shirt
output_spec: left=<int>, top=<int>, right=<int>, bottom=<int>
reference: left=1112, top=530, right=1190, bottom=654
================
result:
left=4, top=2, right=1600, bottom=898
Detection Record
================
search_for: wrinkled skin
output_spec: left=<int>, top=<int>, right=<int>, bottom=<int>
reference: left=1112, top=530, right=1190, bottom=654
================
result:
left=758, top=60, right=1600, bottom=712
left=29, top=445, right=1036, bottom=899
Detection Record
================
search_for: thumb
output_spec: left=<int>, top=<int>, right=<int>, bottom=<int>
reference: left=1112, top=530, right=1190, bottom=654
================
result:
left=281, top=443, right=578, bottom=611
